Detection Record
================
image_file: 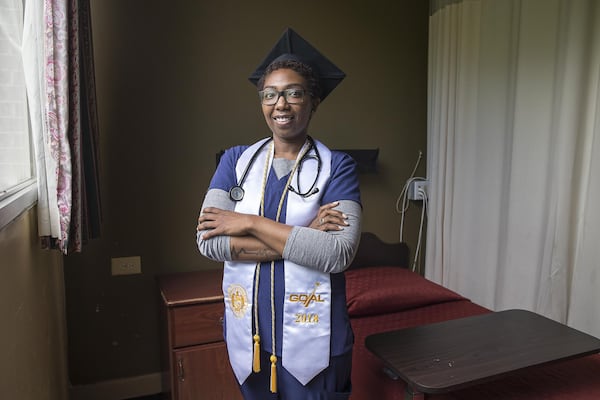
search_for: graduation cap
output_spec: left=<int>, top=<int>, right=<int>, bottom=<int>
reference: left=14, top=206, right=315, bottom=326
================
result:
left=248, top=28, right=346, bottom=102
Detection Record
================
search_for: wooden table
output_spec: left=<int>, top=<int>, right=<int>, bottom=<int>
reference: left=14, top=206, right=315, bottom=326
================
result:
left=365, top=309, right=600, bottom=399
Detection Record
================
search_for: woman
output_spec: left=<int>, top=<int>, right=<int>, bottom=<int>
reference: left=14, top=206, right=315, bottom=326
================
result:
left=196, top=28, right=362, bottom=400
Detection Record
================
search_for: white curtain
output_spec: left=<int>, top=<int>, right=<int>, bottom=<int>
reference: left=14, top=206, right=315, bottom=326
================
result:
left=426, top=0, right=600, bottom=338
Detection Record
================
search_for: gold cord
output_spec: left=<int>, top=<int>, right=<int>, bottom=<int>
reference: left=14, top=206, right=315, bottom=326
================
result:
left=252, top=141, right=273, bottom=373
left=252, top=139, right=312, bottom=394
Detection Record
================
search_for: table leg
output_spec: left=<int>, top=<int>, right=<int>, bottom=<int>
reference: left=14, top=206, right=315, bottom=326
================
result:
left=405, top=386, right=425, bottom=400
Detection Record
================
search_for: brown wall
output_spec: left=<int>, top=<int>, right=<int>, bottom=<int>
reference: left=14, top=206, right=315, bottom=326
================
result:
left=0, top=208, right=68, bottom=400
left=63, top=0, right=429, bottom=386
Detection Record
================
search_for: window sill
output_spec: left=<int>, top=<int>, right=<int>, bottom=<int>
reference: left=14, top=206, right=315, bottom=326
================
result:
left=0, top=180, right=38, bottom=230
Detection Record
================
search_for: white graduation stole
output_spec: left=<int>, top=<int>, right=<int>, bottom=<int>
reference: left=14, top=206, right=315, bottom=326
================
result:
left=223, top=138, right=272, bottom=385
left=222, top=137, right=333, bottom=386
left=282, top=139, right=332, bottom=385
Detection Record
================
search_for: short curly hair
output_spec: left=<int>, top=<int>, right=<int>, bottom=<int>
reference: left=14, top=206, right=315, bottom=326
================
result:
left=257, top=58, right=321, bottom=104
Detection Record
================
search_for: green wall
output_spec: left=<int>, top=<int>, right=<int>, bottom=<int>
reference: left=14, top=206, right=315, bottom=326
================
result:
left=0, top=208, right=68, bottom=400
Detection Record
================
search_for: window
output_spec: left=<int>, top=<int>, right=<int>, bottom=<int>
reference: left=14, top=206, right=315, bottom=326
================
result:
left=0, top=0, right=37, bottom=229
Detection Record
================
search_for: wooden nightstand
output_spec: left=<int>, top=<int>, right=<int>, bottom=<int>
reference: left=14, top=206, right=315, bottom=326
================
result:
left=158, top=269, right=242, bottom=400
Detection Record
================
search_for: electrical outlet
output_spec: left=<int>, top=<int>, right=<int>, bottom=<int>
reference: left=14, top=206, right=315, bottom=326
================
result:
left=408, top=180, right=428, bottom=201
left=111, top=256, right=142, bottom=276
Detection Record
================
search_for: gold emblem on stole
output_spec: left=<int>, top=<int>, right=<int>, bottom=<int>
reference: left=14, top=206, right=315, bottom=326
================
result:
left=227, top=284, right=248, bottom=318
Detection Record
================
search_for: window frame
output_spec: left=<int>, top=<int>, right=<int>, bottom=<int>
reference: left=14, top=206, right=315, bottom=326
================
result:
left=0, top=179, right=37, bottom=229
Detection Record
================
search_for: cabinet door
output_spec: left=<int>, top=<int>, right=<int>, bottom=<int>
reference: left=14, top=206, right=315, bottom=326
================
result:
left=174, top=342, right=243, bottom=400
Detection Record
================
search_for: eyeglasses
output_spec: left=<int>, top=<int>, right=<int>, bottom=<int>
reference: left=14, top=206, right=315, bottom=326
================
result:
left=259, top=88, right=306, bottom=105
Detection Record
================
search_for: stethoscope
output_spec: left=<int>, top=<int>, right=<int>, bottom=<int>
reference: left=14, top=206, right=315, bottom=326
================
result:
left=229, top=136, right=322, bottom=201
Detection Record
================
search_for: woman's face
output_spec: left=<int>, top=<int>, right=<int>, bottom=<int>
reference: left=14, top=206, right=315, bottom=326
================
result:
left=261, top=68, right=316, bottom=145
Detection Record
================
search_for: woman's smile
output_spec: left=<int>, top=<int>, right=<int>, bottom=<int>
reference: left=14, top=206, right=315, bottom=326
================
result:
left=273, top=115, right=294, bottom=124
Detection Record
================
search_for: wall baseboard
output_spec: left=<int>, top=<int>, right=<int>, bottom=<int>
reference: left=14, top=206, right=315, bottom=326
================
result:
left=69, top=372, right=165, bottom=400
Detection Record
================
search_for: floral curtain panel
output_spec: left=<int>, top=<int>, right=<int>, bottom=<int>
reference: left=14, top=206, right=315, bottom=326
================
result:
left=24, top=0, right=101, bottom=254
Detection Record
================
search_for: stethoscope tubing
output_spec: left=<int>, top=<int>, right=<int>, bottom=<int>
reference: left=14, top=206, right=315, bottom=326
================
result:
left=229, top=136, right=321, bottom=201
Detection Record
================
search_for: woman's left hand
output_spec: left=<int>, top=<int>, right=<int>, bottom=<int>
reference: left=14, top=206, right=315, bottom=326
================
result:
left=197, top=207, right=253, bottom=239
left=309, top=201, right=349, bottom=231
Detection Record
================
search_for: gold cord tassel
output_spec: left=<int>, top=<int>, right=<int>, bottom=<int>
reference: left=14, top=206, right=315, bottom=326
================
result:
left=270, top=354, right=278, bottom=393
left=253, top=335, right=261, bottom=373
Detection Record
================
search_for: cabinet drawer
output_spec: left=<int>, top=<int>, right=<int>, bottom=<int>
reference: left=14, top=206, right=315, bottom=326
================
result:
left=171, top=301, right=224, bottom=347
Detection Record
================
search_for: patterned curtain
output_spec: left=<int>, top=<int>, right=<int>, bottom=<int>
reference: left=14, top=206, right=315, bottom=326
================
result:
left=24, top=0, right=101, bottom=254
left=64, top=0, right=102, bottom=253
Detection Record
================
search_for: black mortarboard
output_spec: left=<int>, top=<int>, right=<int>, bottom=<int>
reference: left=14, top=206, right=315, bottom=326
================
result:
left=248, top=28, right=346, bottom=102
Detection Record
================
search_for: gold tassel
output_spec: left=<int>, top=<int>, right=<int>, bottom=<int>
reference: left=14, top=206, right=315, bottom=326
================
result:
left=269, top=354, right=277, bottom=393
left=253, top=335, right=261, bottom=373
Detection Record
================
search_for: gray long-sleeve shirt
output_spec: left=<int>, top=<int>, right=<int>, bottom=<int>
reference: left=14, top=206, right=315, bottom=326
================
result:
left=197, top=188, right=361, bottom=274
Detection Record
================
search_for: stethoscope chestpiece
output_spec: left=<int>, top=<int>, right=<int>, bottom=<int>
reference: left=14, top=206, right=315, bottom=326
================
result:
left=229, top=186, right=245, bottom=201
